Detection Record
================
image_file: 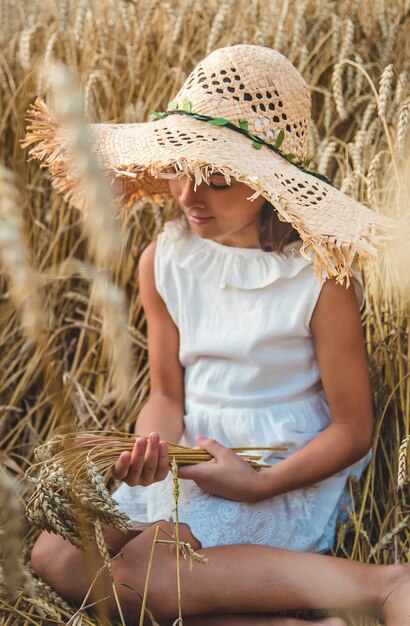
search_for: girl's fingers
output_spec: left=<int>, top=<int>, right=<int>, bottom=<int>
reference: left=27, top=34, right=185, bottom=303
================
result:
left=124, top=433, right=167, bottom=486
left=154, top=441, right=169, bottom=481
left=125, top=436, right=148, bottom=484
left=112, top=451, right=131, bottom=480
left=140, top=432, right=161, bottom=484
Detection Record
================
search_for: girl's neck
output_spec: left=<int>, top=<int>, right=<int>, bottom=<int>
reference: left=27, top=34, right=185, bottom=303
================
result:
left=211, top=234, right=261, bottom=249
left=209, top=221, right=261, bottom=250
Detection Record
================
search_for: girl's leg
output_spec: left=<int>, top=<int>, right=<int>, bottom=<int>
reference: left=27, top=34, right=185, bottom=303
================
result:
left=31, top=531, right=347, bottom=626
left=164, top=616, right=347, bottom=626
left=31, top=521, right=410, bottom=624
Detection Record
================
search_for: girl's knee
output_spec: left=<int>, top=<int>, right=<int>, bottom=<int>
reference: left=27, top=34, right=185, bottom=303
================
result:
left=30, top=531, right=82, bottom=582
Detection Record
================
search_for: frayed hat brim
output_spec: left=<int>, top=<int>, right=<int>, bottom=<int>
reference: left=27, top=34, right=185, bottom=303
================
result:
left=22, top=97, right=401, bottom=284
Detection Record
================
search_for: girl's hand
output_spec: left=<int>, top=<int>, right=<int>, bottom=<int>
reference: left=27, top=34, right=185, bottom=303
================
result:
left=75, top=432, right=169, bottom=487
left=177, top=435, right=265, bottom=503
left=112, top=432, right=169, bottom=487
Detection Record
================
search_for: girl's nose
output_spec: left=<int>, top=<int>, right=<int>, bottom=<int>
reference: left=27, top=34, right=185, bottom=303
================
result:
left=178, top=176, right=204, bottom=208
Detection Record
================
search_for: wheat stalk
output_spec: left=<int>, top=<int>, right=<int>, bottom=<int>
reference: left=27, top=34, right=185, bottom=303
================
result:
left=0, top=466, right=33, bottom=601
left=323, top=91, right=333, bottom=132
left=0, top=166, right=45, bottom=343
left=32, top=430, right=286, bottom=473
left=41, top=63, right=133, bottom=404
left=206, top=0, right=234, bottom=55
left=73, top=0, right=90, bottom=44
left=94, top=518, right=127, bottom=626
left=367, top=515, right=410, bottom=562
left=138, top=524, right=160, bottom=626
left=272, top=0, right=289, bottom=52
left=330, top=13, right=341, bottom=60
left=396, top=102, right=410, bottom=154
left=331, top=19, right=355, bottom=121
left=332, top=62, right=348, bottom=121
left=17, top=25, right=37, bottom=71
left=366, top=149, right=386, bottom=205
left=171, top=457, right=182, bottom=624
left=397, top=435, right=410, bottom=490
left=349, top=142, right=362, bottom=175
left=394, top=70, right=409, bottom=105
left=56, top=0, right=69, bottom=30
left=318, top=140, right=337, bottom=175
left=353, top=52, right=366, bottom=98
left=290, top=0, right=308, bottom=57
left=90, top=273, right=134, bottom=405
left=166, top=0, right=190, bottom=58
left=377, top=63, right=395, bottom=119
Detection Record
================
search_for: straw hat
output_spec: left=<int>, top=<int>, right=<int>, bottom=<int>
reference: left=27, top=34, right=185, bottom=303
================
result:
left=22, top=44, right=398, bottom=281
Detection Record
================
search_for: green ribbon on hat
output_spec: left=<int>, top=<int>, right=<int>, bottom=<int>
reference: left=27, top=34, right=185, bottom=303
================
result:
left=149, top=100, right=331, bottom=186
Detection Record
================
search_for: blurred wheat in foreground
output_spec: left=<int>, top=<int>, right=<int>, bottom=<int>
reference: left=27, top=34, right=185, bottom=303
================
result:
left=0, top=0, right=410, bottom=624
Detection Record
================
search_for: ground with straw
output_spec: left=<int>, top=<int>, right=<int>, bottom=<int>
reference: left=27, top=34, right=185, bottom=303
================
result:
left=0, top=0, right=410, bottom=624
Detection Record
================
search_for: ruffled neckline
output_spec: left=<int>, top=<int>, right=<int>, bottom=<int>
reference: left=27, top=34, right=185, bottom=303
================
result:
left=162, top=218, right=313, bottom=290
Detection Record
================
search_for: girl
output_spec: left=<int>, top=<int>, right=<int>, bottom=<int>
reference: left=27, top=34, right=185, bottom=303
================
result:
left=26, top=45, right=407, bottom=625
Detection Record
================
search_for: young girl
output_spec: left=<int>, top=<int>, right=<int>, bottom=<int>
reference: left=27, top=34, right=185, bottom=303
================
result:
left=26, top=45, right=408, bottom=625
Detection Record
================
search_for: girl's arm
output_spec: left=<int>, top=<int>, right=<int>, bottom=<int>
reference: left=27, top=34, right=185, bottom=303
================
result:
left=112, top=240, right=185, bottom=484
left=133, top=240, right=185, bottom=444
left=256, top=276, right=374, bottom=499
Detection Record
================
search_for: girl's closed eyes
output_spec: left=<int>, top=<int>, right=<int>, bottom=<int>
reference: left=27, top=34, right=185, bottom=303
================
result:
left=208, top=174, right=230, bottom=189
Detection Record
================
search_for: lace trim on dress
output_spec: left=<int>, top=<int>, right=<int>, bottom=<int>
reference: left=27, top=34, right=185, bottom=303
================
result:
left=162, top=218, right=311, bottom=290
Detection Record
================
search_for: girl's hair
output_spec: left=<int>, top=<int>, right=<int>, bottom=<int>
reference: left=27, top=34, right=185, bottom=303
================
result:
left=259, top=201, right=301, bottom=253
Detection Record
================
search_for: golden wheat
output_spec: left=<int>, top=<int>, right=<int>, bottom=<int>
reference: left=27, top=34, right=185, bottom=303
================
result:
left=377, top=64, right=395, bottom=119
left=397, top=101, right=410, bottom=153
left=0, top=467, right=33, bottom=601
left=0, top=166, right=45, bottom=342
left=1, top=1, right=410, bottom=624
left=397, top=435, right=410, bottom=490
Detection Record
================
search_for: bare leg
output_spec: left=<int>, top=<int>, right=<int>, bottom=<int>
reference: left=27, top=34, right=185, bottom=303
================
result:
left=30, top=521, right=410, bottom=625
left=33, top=525, right=312, bottom=625
left=165, top=617, right=347, bottom=626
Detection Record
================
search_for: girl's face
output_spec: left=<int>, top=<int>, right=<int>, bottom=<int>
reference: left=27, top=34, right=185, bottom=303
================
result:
left=167, top=172, right=265, bottom=248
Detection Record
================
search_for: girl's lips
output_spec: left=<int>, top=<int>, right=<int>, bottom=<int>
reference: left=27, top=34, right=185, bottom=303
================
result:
left=188, top=215, right=214, bottom=225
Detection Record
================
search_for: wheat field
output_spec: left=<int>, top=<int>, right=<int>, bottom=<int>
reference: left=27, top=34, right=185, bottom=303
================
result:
left=0, top=0, right=410, bottom=624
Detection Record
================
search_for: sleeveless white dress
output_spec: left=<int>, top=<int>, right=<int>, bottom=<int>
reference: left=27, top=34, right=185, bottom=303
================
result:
left=112, top=218, right=371, bottom=552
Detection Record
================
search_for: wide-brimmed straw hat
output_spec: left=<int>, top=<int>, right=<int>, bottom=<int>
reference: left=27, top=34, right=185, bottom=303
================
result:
left=22, top=44, right=398, bottom=281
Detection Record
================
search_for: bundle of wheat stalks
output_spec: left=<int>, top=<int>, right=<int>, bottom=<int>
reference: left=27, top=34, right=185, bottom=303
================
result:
left=26, top=431, right=283, bottom=548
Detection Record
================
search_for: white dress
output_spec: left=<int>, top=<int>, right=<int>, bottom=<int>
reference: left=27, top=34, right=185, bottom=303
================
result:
left=113, top=218, right=371, bottom=552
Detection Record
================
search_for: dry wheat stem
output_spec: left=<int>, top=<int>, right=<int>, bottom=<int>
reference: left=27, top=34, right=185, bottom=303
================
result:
left=29, top=431, right=286, bottom=476
left=170, top=457, right=182, bottom=623
left=139, top=524, right=160, bottom=626
left=94, top=518, right=127, bottom=626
